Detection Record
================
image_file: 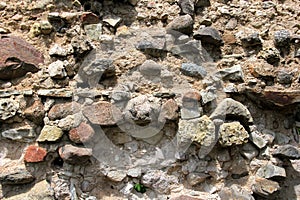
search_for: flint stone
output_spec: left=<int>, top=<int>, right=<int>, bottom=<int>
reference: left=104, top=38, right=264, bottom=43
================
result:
left=193, top=27, right=223, bottom=46
left=0, top=36, right=44, bottom=80
left=178, top=0, right=195, bottom=15
left=252, top=177, right=280, bottom=197
left=210, top=98, right=253, bottom=124
left=274, top=30, right=290, bottom=47
left=256, top=164, right=286, bottom=179
left=181, top=63, right=207, bottom=79
left=219, top=122, right=249, bottom=146
left=272, top=144, right=300, bottom=159
left=2, top=125, right=36, bottom=142
left=0, top=99, right=19, bottom=120
left=37, top=125, right=63, bottom=142
left=0, top=168, right=35, bottom=185
left=59, top=144, right=92, bottom=165
left=219, top=65, right=244, bottom=82
left=166, top=15, right=194, bottom=35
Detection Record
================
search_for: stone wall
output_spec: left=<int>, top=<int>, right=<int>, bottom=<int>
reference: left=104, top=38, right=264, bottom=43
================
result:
left=0, top=0, right=300, bottom=199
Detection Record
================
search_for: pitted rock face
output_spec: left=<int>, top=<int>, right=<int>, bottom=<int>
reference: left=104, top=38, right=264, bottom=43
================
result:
left=219, top=122, right=249, bottom=146
left=0, top=36, right=44, bottom=80
left=0, top=99, right=19, bottom=120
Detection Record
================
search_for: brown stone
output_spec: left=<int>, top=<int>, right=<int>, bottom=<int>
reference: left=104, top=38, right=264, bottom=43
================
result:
left=223, top=33, right=236, bottom=44
left=159, top=99, right=178, bottom=122
left=24, top=145, right=47, bottom=163
left=69, top=122, right=95, bottom=143
left=183, top=91, right=201, bottom=102
left=83, top=101, right=116, bottom=125
left=81, top=12, right=100, bottom=25
left=48, top=102, right=81, bottom=120
left=24, top=100, right=45, bottom=124
left=0, top=35, right=44, bottom=80
left=58, top=144, right=92, bottom=165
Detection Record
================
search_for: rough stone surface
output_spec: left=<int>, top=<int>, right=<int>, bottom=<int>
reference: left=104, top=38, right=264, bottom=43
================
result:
left=0, top=36, right=44, bottom=80
left=181, top=63, right=207, bottom=79
left=48, top=102, right=81, bottom=121
left=69, top=122, right=95, bottom=143
left=83, top=101, right=116, bottom=125
left=272, top=145, right=300, bottom=159
left=48, top=60, right=67, bottom=79
left=219, top=65, right=244, bottom=82
left=219, top=122, right=249, bottom=146
left=24, top=100, right=45, bottom=124
left=166, top=14, right=194, bottom=35
left=0, top=167, right=35, bottom=185
left=274, top=30, right=290, bottom=47
left=219, top=184, right=255, bottom=200
left=37, top=125, right=63, bottom=142
left=252, top=177, right=280, bottom=197
left=24, top=145, right=47, bottom=163
left=58, top=144, right=92, bottom=165
left=0, top=99, right=19, bottom=120
left=256, top=163, right=286, bottom=179
left=193, top=27, right=223, bottom=46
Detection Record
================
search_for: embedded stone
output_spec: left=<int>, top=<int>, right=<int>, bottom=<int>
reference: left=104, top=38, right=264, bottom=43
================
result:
left=48, top=102, right=81, bottom=121
left=48, top=60, right=67, bottom=79
left=0, top=36, right=44, bottom=80
left=240, top=32, right=262, bottom=47
left=69, top=122, right=95, bottom=143
left=24, top=100, right=45, bottom=124
left=2, top=125, right=36, bottom=142
left=181, top=63, right=207, bottom=79
left=24, top=145, right=47, bottom=163
left=37, top=125, right=63, bottom=142
left=219, top=122, right=249, bottom=146
left=83, top=101, right=116, bottom=125
left=256, top=164, right=286, bottom=179
left=219, top=65, right=244, bottom=82
left=0, top=99, right=19, bottom=120
left=140, top=60, right=161, bottom=76
left=159, top=99, right=178, bottom=122
left=272, top=144, right=300, bottom=159
left=210, top=98, right=253, bottom=124
left=252, top=177, right=280, bottom=197
left=58, top=144, right=92, bottom=165
left=166, top=14, right=194, bottom=35
left=106, top=170, right=127, bottom=182
left=178, top=0, right=195, bottom=16
left=0, top=167, right=35, bottom=185
left=187, top=172, right=210, bottom=186
left=219, top=185, right=255, bottom=200
left=193, top=27, right=223, bottom=46
left=274, top=30, right=290, bottom=47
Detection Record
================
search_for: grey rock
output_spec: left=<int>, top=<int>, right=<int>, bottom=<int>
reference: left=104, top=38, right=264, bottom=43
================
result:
left=2, top=125, right=36, bottom=142
left=181, top=63, right=207, bottom=79
left=249, top=131, right=268, bottom=149
left=106, top=170, right=127, bottom=182
left=272, top=144, right=300, bottom=159
left=48, top=60, right=67, bottom=79
left=49, top=44, right=68, bottom=57
left=274, top=30, right=290, bottom=47
left=219, top=185, right=255, bottom=200
left=127, top=168, right=142, bottom=178
left=256, top=163, right=286, bottom=178
left=37, top=89, right=73, bottom=97
left=71, top=36, right=93, bottom=56
left=84, top=23, right=102, bottom=40
left=252, top=177, right=280, bottom=197
left=187, top=172, right=210, bottom=186
left=219, top=65, right=244, bottom=82
left=219, top=122, right=249, bottom=146
left=111, top=91, right=131, bottom=102
left=210, top=98, right=253, bottom=124
left=225, top=18, right=238, bottom=30
left=136, top=39, right=166, bottom=57
left=217, top=148, right=231, bottom=162
left=166, top=15, right=194, bottom=35
left=200, top=88, right=217, bottom=104
left=140, top=60, right=161, bottom=76
left=0, top=168, right=35, bottom=185
left=240, top=143, right=259, bottom=160
left=240, top=32, right=262, bottom=47
left=178, top=0, right=195, bottom=15
left=0, top=99, right=19, bottom=120
left=193, top=27, right=223, bottom=46
left=180, top=107, right=202, bottom=120
left=277, top=70, right=293, bottom=85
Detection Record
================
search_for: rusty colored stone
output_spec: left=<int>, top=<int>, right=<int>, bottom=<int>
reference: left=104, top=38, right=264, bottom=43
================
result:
left=263, top=89, right=300, bottom=106
left=83, top=101, right=116, bottom=125
left=69, top=122, right=95, bottom=143
left=81, top=12, right=100, bottom=25
left=24, top=100, right=45, bottom=124
left=0, top=35, right=44, bottom=80
left=24, top=145, right=47, bottom=163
